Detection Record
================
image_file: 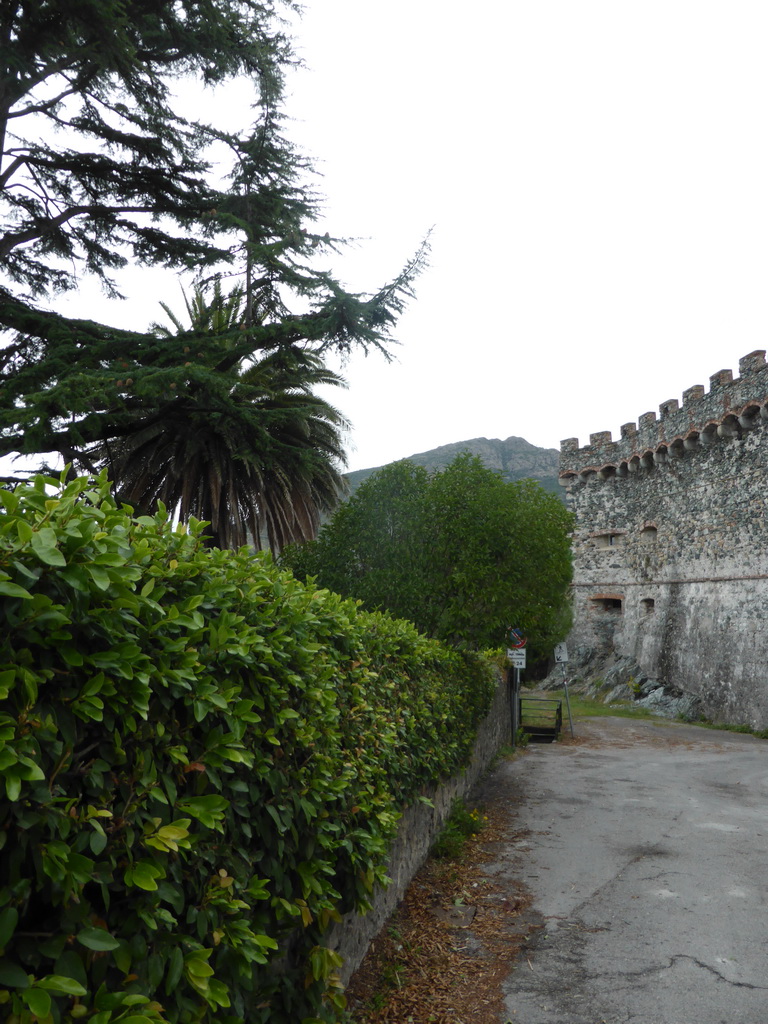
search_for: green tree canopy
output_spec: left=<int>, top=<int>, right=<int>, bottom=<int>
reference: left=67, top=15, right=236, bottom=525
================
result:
left=282, top=454, right=574, bottom=658
left=92, top=281, right=349, bottom=550
left=0, top=0, right=427, bottom=476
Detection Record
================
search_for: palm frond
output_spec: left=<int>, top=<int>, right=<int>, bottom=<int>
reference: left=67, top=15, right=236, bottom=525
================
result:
left=95, top=281, right=348, bottom=550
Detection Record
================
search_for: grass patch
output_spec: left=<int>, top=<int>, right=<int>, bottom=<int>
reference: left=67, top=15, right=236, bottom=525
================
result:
left=431, top=800, right=487, bottom=860
left=550, top=691, right=768, bottom=739
left=514, top=728, right=530, bottom=748
left=692, top=720, right=768, bottom=740
left=547, top=689, right=657, bottom=721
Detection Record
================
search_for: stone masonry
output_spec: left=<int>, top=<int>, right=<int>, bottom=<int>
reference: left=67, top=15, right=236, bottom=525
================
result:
left=559, top=350, right=768, bottom=727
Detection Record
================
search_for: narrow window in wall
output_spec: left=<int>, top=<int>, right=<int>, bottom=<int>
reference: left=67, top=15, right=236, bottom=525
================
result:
left=641, top=598, right=655, bottom=615
left=594, top=532, right=626, bottom=549
left=640, top=525, right=658, bottom=544
left=590, top=596, right=623, bottom=614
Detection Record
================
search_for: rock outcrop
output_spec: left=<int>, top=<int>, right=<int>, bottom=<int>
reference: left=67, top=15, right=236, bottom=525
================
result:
left=346, top=436, right=560, bottom=495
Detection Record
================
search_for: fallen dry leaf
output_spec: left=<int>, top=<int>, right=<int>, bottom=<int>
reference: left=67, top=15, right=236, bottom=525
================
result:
left=345, top=786, right=533, bottom=1024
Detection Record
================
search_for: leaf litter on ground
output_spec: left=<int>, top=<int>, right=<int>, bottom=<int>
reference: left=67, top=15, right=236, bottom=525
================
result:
left=345, top=788, right=535, bottom=1024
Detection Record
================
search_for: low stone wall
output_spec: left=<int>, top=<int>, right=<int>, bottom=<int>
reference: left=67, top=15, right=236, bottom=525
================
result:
left=329, top=668, right=512, bottom=984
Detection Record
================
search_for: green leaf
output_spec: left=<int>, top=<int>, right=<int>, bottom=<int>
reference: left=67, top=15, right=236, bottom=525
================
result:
left=204, top=977, right=231, bottom=1009
left=0, top=581, right=32, bottom=599
left=165, top=947, right=184, bottom=994
left=77, top=926, right=120, bottom=951
left=182, top=946, right=211, bottom=978
left=121, top=994, right=151, bottom=1006
left=16, top=756, right=45, bottom=782
left=0, top=490, right=18, bottom=512
left=178, top=794, right=229, bottom=830
left=23, top=987, right=52, bottom=1019
left=87, top=565, right=111, bottom=590
left=147, top=953, right=164, bottom=990
left=5, top=773, right=22, bottom=802
left=126, top=861, right=163, bottom=891
left=158, top=821, right=190, bottom=841
left=0, top=749, right=16, bottom=772
left=53, top=951, right=88, bottom=989
left=266, top=804, right=287, bottom=834
left=35, top=974, right=88, bottom=995
left=61, top=646, right=85, bottom=667
left=15, top=520, right=33, bottom=544
left=0, top=907, right=18, bottom=949
left=185, top=957, right=214, bottom=979
left=30, top=529, right=66, bottom=566
left=0, top=958, right=29, bottom=987
left=90, top=829, right=108, bottom=855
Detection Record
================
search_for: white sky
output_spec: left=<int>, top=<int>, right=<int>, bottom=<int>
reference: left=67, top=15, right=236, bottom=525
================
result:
left=17, top=0, right=768, bottom=475
left=283, top=0, right=768, bottom=470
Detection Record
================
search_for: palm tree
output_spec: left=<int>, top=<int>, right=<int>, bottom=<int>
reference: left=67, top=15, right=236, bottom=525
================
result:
left=90, top=281, right=349, bottom=551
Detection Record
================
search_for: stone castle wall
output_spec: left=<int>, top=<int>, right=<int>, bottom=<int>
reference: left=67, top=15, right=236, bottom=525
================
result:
left=559, top=350, right=768, bottom=727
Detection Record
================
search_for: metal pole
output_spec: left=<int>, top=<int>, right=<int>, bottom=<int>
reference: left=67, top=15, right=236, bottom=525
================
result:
left=562, top=663, right=575, bottom=738
left=514, top=666, right=521, bottom=742
left=510, top=666, right=519, bottom=745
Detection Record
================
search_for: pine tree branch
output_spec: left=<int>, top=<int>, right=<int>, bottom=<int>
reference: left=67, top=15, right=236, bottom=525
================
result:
left=0, top=153, right=27, bottom=188
left=0, top=203, right=157, bottom=255
left=5, top=84, right=80, bottom=120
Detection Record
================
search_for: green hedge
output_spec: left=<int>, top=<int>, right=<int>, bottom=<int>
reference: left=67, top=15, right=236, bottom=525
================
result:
left=0, top=473, right=495, bottom=1024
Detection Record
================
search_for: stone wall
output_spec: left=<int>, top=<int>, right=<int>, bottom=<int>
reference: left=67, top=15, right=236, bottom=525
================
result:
left=329, top=668, right=512, bottom=984
left=559, top=351, right=768, bottom=728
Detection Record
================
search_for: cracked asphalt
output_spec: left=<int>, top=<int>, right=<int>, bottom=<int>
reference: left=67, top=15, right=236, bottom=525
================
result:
left=495, top=717, right=768, bottom=1024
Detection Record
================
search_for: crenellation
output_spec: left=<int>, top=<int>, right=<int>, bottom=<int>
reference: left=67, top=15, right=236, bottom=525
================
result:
left=709, top=368, right=734, bottom=389
left=559, top=351, right=768, bottom=477
left=560, top=354, right=768, bottom=728
left=682, top=385, right=705, bottom=405
left=739, top=350, right=766, bottom=375
left=636, top=412, right=660, bottom=457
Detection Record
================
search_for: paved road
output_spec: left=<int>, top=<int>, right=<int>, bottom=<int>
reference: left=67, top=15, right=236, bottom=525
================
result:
left=496, top=717, right=768, bottom=1024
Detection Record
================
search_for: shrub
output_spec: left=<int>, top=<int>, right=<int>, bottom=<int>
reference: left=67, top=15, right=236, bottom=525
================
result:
left=282, top=454, right=574, bottom=659
left=0, top=473, right=495, bottom=1023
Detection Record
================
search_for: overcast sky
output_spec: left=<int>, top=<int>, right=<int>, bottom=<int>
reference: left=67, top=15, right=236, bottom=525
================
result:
left=46, top=1, right=768, bottom=474
left=283, top=0, right=768, bottom=470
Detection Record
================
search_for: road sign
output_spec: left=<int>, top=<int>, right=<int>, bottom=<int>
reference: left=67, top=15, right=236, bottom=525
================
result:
left=553, top=643, right=569, bottom=664
left=507, top=626, right=527, bottom=649
left=507, top=648, right=526, bottom=668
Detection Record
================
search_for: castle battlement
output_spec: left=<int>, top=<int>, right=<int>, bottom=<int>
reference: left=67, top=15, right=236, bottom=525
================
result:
left=559, top=350, right=768, bottom=484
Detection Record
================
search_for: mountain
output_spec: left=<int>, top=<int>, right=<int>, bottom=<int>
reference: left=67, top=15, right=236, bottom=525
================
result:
left=345, top=436, right=561, bottom=496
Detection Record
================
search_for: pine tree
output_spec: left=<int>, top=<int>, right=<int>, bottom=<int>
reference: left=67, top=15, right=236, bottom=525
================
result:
left=0, top=0, right=293, bottom=296
left=0, top=0, right=428, bottom=476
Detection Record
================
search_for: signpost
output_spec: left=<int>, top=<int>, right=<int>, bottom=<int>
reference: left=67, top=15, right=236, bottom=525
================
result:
left=553, top=642, right=575, bottom=738
left=506, top=628, right=527, bottom=744
left=506, top=648, right=526, bottom=669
